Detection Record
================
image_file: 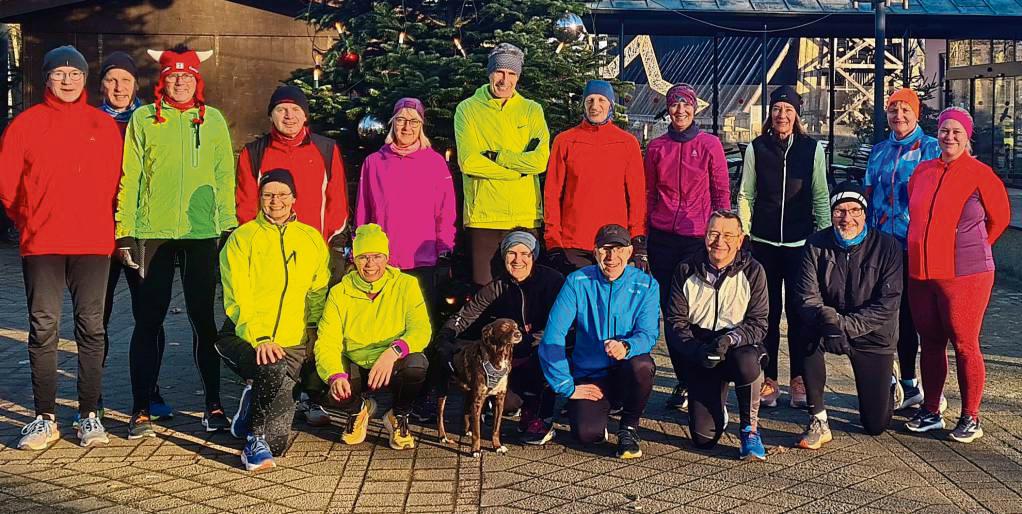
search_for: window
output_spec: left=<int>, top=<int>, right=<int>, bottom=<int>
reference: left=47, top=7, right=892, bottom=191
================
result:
left=948, top=40, right=970, bottom=67
left=994, top=40, right=1014, bottom=64
left=971, top=40, right=992, bottom=66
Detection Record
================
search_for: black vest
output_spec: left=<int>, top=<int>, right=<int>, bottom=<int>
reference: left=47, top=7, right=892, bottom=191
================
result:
left=750, top=133, right=819, bottom=243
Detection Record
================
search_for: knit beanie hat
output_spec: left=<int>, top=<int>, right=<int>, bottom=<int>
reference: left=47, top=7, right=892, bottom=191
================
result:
left=43, top=45, right=88, bottom=75
left=100, top=51, right=137, bottom=80
left=267, top=85, right=309, bottom=117
left=938, top=106, right=974, bottom=139
left=886, top=88, right=920, bottom=118
left=583, top=80, right=616, bottom=104
left=147, top=45, right=212, bottom=125
left=666, top=83, right=697, bottom=108
left=830, top=181, right=868, bottom=210
left=500, top=231, right=539, bottom=258
left=769, top=85, right=802, bottom=115
left=393, top=97, right=425, bottom=119
left=259, top=169, right=297, bottom=198
left=353, top=224, right=390, bottom=257
left=487, top=43, right=525, bottom=75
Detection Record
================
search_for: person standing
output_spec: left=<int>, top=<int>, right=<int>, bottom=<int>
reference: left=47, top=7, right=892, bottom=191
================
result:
left=736, top=86, right=830, bottom=409
left=863, top=88, right=941, bottom=411
left=454, top=43, right=550, bottom=286
left=644, top=83, right=732, bottom=411
left=904, top=107, right=1011, bottom=443
left=544, top=80, right=646, bottom=275
left=117, top=45, right=237, bottom=438
left=1, top=45, right=122, bottom=449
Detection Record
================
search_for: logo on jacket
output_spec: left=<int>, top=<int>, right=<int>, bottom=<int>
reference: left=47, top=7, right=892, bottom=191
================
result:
left=691, top=149, right=698, bottom=157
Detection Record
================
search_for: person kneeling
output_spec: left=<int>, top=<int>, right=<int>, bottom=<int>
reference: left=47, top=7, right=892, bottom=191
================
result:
left=540, top=224, right=660, bottom=459
left=216, top=170, right=331, bottom=471
left=315, top=224, right=431, bottom=450
left=666, top=210, right=770, bottom=460
left=795, top=182, right=903, bottom=449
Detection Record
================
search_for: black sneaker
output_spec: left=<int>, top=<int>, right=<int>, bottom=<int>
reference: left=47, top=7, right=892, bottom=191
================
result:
left=410, top=390, right=438, bottom=424
left=203, top=403, right=231, bottom=433
left=948, top=415, right=983, bottom=443
left=665, top=385, right=688, bottom=411
left=615, top=426, right=642, bottom=459
left=905, top=409, right=944, bottom=433
left=128, top=411, right=156, bottom=439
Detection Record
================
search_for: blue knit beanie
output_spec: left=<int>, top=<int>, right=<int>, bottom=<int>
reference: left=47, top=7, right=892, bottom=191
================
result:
left=583, top=80, right=616, bottom=104
left=43, top=45, right=88, bottom=75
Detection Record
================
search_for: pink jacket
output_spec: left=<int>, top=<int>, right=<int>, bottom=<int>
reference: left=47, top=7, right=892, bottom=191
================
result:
left=356, top=145, right=456, bottom=269
left=644, top=131, right=732, bottom=237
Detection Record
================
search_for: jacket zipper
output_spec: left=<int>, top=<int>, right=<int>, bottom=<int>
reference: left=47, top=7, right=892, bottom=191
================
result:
left=921, top=162, right=952, bottom=279
left=779, top=136, right=793, bottom=243
left=889, top=144, right=903, bottom=236
left=271, top=224, right=290, bottom=340
left=606, top=279, right=615, bottom=340
left=514, top=281, right=527, bottom=331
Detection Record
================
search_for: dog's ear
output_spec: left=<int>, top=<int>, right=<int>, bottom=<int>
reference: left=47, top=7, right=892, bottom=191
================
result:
left=481, top=323, right=494, bottom=341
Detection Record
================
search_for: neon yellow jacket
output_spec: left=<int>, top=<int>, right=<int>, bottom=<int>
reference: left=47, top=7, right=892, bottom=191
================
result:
left=315, top=267, right=431, bottom=380
left=454, top=84, right=550, bottom=229
left=117, top=102, right=237, bottom=239
left=220, top=214, right=330, bottom=348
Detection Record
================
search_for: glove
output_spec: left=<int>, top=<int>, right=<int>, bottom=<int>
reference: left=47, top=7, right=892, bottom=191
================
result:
left=482, top=150, right=499, bottom=161
left=217, top=230, right=234, bottom=255
left=701, top=333, right=733, bottom=367
left=116, top=237, right=142, bottom=271
left=630, top=236, right=650, bottom=273
left=524, top=138, right=540, bottom=152
left=434, top=329, right=458, bottom=366
left=328, top=231, right=351, bottom=252
left=546, top=247, right=569, bottom=271
left=819, top=323, right=849, bottom=355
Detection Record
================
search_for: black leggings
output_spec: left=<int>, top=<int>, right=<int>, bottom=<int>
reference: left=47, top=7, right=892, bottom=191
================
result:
left=751, top=241, right=806, bottom=381
left=103, top=259, right=166, bottom=392
left=567, top=354, right=655, bottom=443
left=129, top=239, right=220, bottom=413
left=896, top=251, right=919, bottom=381
left=803, top=343, right=894, bottom=436
left=687, top=345, right=765, bottom=449
left=325, top=353, right=429, bottom=416
left=215, top=333, right=305, bottom=455
left=647, top=230, right=705, bottom=387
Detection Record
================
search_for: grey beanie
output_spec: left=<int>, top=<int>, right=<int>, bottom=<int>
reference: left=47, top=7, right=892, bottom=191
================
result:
left=43, top=45, right=88, bottom=75
left=500, top=231, right=539, bottom=258
left=487, top=43, right=525, bottom=75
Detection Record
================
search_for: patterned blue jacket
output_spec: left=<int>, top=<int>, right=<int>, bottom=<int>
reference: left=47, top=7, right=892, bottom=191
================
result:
left=863, top=126, right=941, bottom=247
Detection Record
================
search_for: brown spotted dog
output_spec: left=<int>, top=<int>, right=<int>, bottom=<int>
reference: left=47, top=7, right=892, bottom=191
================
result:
left=437, top=318, right=523, bottom=457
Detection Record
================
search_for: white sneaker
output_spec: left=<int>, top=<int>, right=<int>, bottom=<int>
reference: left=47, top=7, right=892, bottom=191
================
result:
left=18, top=415, right=59, bottom=451
left=77, top=412, right=110, bottom=447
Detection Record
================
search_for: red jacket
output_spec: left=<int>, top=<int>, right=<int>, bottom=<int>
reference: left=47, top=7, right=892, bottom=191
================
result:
left=0, top=90, right=122, bottom=256
left=544, top=120, right=646, bottom=250
left=907, top=153, right=1011, bottom=280
left=236, top=128, right=349, bottom=241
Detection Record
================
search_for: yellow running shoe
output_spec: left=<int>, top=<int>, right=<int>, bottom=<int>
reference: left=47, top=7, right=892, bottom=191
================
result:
left=341, top=398, right=376, bottom=445
left=383, top=409, right=416, bottom=450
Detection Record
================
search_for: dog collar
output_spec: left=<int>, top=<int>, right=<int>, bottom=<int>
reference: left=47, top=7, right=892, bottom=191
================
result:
left=482, top=361, right=509, bottom=389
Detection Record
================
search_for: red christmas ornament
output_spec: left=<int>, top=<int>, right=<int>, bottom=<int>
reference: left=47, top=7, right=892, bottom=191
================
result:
left=339, top=50, right=360, bottom=69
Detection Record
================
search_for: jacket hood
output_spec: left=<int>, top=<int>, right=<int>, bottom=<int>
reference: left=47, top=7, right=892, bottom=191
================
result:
left=888, top=125, right=925, bottom=147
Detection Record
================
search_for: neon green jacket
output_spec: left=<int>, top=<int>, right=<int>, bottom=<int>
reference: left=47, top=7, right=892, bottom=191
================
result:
left=315, top=267, right=431, bottom=381
left=116, top=102, right=237, bottom=239
left=454, top=84, right=550, bottom=229
left=220, top=214, right=330, bottom=349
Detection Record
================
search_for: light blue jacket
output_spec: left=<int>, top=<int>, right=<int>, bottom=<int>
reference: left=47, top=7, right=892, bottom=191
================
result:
left=539, top=265, right=660, bottom=397
left=864, top=126, right=940, bottom=247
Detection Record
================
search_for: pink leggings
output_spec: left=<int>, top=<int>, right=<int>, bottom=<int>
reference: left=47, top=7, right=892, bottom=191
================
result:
left=908, top=272, right=994, bottom=418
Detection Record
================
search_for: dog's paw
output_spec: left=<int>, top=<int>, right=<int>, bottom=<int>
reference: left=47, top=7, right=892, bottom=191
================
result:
left=471, top=451, right=481, bottom=458
left=495, top=445, right=508, bottom=454
left=465, top=430, right=474, bottom=438
left=440, top=436, right=453, bottom=445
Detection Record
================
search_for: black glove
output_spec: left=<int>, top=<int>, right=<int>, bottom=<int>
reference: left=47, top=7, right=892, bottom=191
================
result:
left=701, top=333, right=733, bottom=368
left=434, top=252, right=453, bottom=285
left=328, top=231, right=351, bottom=252
left=524, top=138, right=540, bottom=152
left=630, top=236, right=649, bottom=273
left=116, top=237, right=142, bottom=271
left=546, top=247, right=569, bottom=272
left=434, top=329, right=458, bottom=365
left=482, top=150, right=499, bottom=161
left=819, top=323, right=849, bottom=355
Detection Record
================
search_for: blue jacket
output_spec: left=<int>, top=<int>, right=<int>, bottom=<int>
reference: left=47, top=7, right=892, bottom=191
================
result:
left=539, top=265, right=660, bottom=397
left=864, top=126, right=940, bottom=247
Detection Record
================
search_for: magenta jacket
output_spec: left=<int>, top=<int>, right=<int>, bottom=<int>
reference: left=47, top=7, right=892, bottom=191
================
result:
left=644, top=131, right=732, bottom=237
left=356, top=145, right=457, bottom=269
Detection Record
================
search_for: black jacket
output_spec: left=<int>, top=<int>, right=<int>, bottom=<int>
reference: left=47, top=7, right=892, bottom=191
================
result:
left=437, top=264, right=565, bottom=359
left=665, top=247, right=770, bottom=363
left=750, top=133, right=821, bottom=243
left=795, top=228, right=903, bottom=354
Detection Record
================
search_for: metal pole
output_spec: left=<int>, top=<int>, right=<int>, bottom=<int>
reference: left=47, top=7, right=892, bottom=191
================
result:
left=761, top=25, right=768, bottom=129
left=902, top=27, right=911, bottom=87
left=619, top=20, right=625, bottom=79
left=829, top=37, right=837, bottom=174
left=713, top=35, right=720, bottom=136
left=873, top=1, right=887, bottom=144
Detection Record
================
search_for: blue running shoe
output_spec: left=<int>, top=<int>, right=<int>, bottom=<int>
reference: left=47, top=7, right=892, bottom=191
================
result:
left=231, top=384, right=253, bottom=439
left=740, top=426, right=766, bottom=461
left=241, top=435, right=275, bottom=471
left=149, top=390, right=174, bottom=420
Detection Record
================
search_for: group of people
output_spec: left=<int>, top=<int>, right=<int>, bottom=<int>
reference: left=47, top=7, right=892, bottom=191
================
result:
left=1, top=41, right=1010, bottom=473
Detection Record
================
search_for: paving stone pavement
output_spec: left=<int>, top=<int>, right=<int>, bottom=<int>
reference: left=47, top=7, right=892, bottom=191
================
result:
left=0, top=242, right=1021, bottom=513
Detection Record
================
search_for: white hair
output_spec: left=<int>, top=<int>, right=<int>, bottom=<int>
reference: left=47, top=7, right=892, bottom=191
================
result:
left=384, top=107, right=432, bottom=148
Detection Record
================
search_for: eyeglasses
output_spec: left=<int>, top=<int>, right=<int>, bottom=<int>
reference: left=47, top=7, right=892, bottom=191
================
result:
left=393, top=117, right=422, bottom=128
left=832, top=207, right=865, bottom=218
left=706, top=231, right=741, bottom=243
left=261, top=193, right=293, bottom=201
left=49, top=70, right=84, bottom=82
left=354, top=253, right=387, bottom=264
left=166, top=73, right=196, bottom=83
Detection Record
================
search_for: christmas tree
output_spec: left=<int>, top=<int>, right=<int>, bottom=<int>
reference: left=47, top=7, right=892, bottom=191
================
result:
left=295, top=0, right=631, bottom=167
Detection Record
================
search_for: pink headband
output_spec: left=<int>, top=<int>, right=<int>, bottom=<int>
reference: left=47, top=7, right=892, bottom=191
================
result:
left=666, top=83, right=697, bottom=108
left=938, top=108, right=973, bottom=139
